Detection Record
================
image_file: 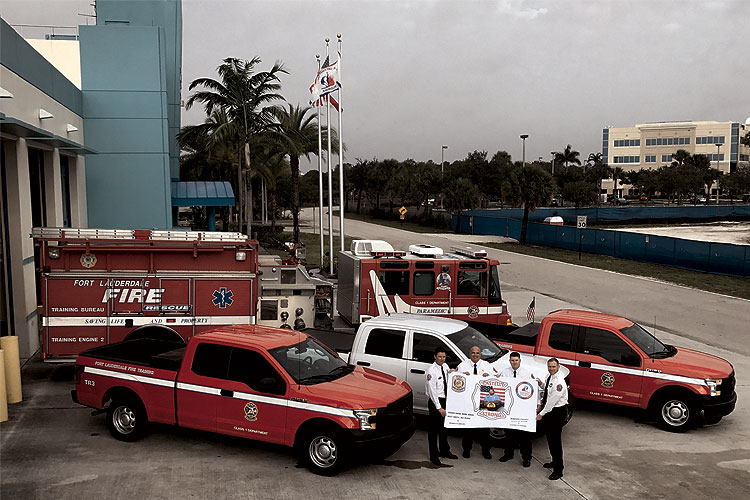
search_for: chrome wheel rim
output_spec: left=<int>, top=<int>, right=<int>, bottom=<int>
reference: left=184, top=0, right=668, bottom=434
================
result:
left=662, top=400, right=689, bottom=426
left=309, top=436, right=338, bottom=468
left=113, top=405, right=137, bottom=434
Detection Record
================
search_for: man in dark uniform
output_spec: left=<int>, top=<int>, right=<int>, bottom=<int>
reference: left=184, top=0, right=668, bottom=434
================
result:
left=537, top=357, right=569, bottom=480
left=426, top=347, right=458, bottom=466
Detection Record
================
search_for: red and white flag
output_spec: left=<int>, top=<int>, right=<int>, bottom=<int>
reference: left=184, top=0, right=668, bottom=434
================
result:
left=526, top=297, right=536, bottom=322
left=309, top=53, right=342, bottom=105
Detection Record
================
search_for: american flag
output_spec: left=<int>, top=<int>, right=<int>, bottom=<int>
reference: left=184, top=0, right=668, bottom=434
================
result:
left=526, top=297, right=536, bottom=322
left=480, top=384, right=504, bottom=404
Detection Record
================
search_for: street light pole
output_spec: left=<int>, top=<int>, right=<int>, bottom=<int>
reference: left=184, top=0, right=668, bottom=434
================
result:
left=520, top=134, right=529, bottom=167
left=441, top=145, right=448, bottom=175
left=715, top=143, right=721, bottom=204
left=551, top=152, right=556, bottom=175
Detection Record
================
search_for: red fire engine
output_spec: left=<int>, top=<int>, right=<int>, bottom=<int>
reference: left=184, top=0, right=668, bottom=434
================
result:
left=34, top=227, right=261, bottom=361
left=337, top=240, right=512, bottom=329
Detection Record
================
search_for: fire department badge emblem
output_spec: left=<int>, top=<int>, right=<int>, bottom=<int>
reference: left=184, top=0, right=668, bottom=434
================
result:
left=80, top=253, right=97, bottom=269
left=244, top=402, right=258, bottom=422
left=467, top=305, right=479, bottom=319
left=452, top=374, right=466, bottom=393
left=601, top=372, right=615, bottom=388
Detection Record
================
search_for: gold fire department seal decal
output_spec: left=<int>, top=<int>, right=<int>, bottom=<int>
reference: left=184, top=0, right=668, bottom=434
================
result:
left=601, top=372, right=615, bottom=388
left=80, top=253, right=97, bottom=269
left=244, top=402, right=259, bottom=422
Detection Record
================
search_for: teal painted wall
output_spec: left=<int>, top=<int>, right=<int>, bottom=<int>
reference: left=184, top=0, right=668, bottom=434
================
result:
left=79, top=0, right=182, bottom=229
left=80, top=25, right=171, bottom=229
left=96, top=0, right=182, bottom=180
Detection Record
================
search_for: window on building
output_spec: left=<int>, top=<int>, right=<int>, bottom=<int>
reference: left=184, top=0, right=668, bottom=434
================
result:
left=60, top=155, right=72, bottom=227
left=645, top=155, right=656, bottom=163
left=364, top=328, right=406, bottom=358
left=662, top=154, right=673, bottom=163
left=614, top=156, right=639, bottom=164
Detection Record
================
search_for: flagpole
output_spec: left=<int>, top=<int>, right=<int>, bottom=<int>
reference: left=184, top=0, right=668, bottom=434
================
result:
left=337, top=33, right=345, bottom=253
left=316, top=54, right=324, bottom=269
left=325, top=38, right=334, bottom=275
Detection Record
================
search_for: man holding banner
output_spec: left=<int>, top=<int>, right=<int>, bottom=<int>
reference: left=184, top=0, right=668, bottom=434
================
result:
left=455, top=346, right=495, bottom=459
left=497, top=352, right=543, bottom=468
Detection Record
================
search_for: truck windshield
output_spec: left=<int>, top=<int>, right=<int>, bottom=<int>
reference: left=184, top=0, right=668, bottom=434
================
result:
left=448, top=326, right=506, bottom=362
left=269, top=337, right=353, bottom=385
left=620, top=323, right=670, bottom=357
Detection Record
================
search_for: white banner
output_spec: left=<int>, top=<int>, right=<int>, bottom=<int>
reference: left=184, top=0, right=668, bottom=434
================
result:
left=444, top=374, right=538, bottom=432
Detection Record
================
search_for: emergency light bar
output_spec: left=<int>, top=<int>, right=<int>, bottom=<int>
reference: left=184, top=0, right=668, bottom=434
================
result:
left=32, top=227, right=250, bottom=243
left=450, top=246, right=488, bottom=258
left=370, top=251, right=407, bottom=257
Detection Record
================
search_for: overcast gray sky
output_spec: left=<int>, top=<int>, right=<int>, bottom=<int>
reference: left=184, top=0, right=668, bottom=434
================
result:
left=3, top=0, right=749, bottom=169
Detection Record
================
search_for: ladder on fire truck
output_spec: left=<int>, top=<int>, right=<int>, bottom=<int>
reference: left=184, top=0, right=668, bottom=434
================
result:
left=31, top=227, right=252, bottom=244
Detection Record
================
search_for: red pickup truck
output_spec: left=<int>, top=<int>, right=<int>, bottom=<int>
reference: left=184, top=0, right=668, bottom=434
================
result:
left=481, top=309, right=737, bottom=432
left=72, top=325, right=415, bottom=475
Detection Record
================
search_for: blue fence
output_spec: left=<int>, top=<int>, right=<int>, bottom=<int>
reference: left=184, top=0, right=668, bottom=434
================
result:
left=457, top=205, right=750, bottom=225
left=451, top=211, right=750, bottom=277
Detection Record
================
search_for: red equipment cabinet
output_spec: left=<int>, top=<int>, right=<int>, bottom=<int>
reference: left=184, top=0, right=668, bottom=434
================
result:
left=33, top=227, right=259, bottom=361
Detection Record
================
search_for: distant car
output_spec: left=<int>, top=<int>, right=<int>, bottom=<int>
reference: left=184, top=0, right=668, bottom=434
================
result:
left=639, top=195, right=649, bottom=202
left=698, top=196, right=707, bottom=204
left=618, top=197, right=628, bottom=205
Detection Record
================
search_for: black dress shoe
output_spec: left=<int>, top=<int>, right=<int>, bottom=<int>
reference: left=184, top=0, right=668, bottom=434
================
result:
left=548, top=472, right=563, bottom=480
left=441, top=452, right=458, bottom=460
left=482, top=450, right=492, bottom=460
left=543, top=462, right=553, bottom=469
left=462, top=450, right=471, bottom=458
left=498, top=455, right=513, bottom=462
left=522, top=459, right=531, bottom=468
left=431, top=458, right=443, bottom=466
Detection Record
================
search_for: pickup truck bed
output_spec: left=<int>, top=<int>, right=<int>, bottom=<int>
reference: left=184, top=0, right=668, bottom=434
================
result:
left=304, top=328, right=357, bottom=354
left=473, top=321, right=538, bottom=347
left=80, top=339, right=186, bottom=371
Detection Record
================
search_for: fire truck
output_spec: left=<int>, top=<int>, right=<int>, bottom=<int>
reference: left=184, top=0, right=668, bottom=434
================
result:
left=337, top=240, right=512, bottom=329
left=33, top=227, right=331, bottom=361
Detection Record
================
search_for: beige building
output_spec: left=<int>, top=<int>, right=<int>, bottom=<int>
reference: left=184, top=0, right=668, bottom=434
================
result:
left=601, top=120, right=750, bottom=196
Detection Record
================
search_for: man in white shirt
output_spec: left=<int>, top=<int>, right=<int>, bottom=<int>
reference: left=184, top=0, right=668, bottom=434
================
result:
left=537, top=357, right=569, bottom=480
left=426, top=347, right=458, bottom=466
left=497, top=351, right=542, bottom=468
left=456, top=346, right=495, bottom=459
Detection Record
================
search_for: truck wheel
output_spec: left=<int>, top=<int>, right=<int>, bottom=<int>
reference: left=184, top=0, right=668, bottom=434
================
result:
left=107, top=397, right=147, bottom=442
left=303, top=428, right=347, bottom=476
left=655, top=394, right=697, bottom=432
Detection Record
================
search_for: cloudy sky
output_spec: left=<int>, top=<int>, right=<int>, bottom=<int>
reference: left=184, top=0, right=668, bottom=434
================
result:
left=3, top=0, right=749, bottom=169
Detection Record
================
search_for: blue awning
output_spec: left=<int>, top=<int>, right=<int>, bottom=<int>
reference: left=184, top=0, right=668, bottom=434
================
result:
left=171, top=181, right=235, bottom=207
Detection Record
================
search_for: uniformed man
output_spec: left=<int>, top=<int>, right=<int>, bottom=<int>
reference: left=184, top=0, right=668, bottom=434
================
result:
left=456, top=346, right=495, bottom=459
left=426, top=347, right=457, bottom=466
left=537, top=357, right=569, bottom=480
left=498, top=352, right=542, bottom=468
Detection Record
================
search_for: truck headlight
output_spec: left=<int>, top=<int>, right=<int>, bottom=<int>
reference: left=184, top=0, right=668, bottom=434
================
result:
left=353, top=409, right=377, bottom=430
left=705, top=378, right=722, bottom=396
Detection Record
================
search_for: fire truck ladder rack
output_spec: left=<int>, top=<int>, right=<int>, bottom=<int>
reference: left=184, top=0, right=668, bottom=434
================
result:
left=31, top=227, right=251, bottom=243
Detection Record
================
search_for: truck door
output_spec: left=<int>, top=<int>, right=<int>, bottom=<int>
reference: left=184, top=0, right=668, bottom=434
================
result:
left=177, top=341, right=231, bottom=432
left=573, top=326, right=644, bottom=407
left=354, top=327, right=407, bottom=381
left=215, top=347, right=288, bottom=444
left=406, top=331, right=461, bottom=413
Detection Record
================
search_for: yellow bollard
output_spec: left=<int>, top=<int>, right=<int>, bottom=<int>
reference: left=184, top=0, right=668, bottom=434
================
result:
left=0, top=350, right=8, bottom=422
left=1, top=336, right=22, bottom=403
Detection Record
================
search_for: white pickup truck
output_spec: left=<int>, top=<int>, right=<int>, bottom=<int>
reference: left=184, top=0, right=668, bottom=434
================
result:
left=308, top=313, right=566, bottom=416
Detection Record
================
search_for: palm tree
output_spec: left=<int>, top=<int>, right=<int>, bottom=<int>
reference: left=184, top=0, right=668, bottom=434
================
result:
left=502, top=166, right=555, bottom=243
left=443, top=177, right=482, bottom=233
left=555, top=144, right=581, bottom=170
left=271, top=104, right=320, bottom=242
left=185, top=57, right=287, bottom=234
left=610, top=166, right=625, bottom=204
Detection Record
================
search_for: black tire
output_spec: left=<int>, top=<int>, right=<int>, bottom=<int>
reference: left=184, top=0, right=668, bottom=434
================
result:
left=302, top=427, right=347, bottom=476
left=653, top=394, right=698, bottom=432
left=106, top=397, right=148, bottom=442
